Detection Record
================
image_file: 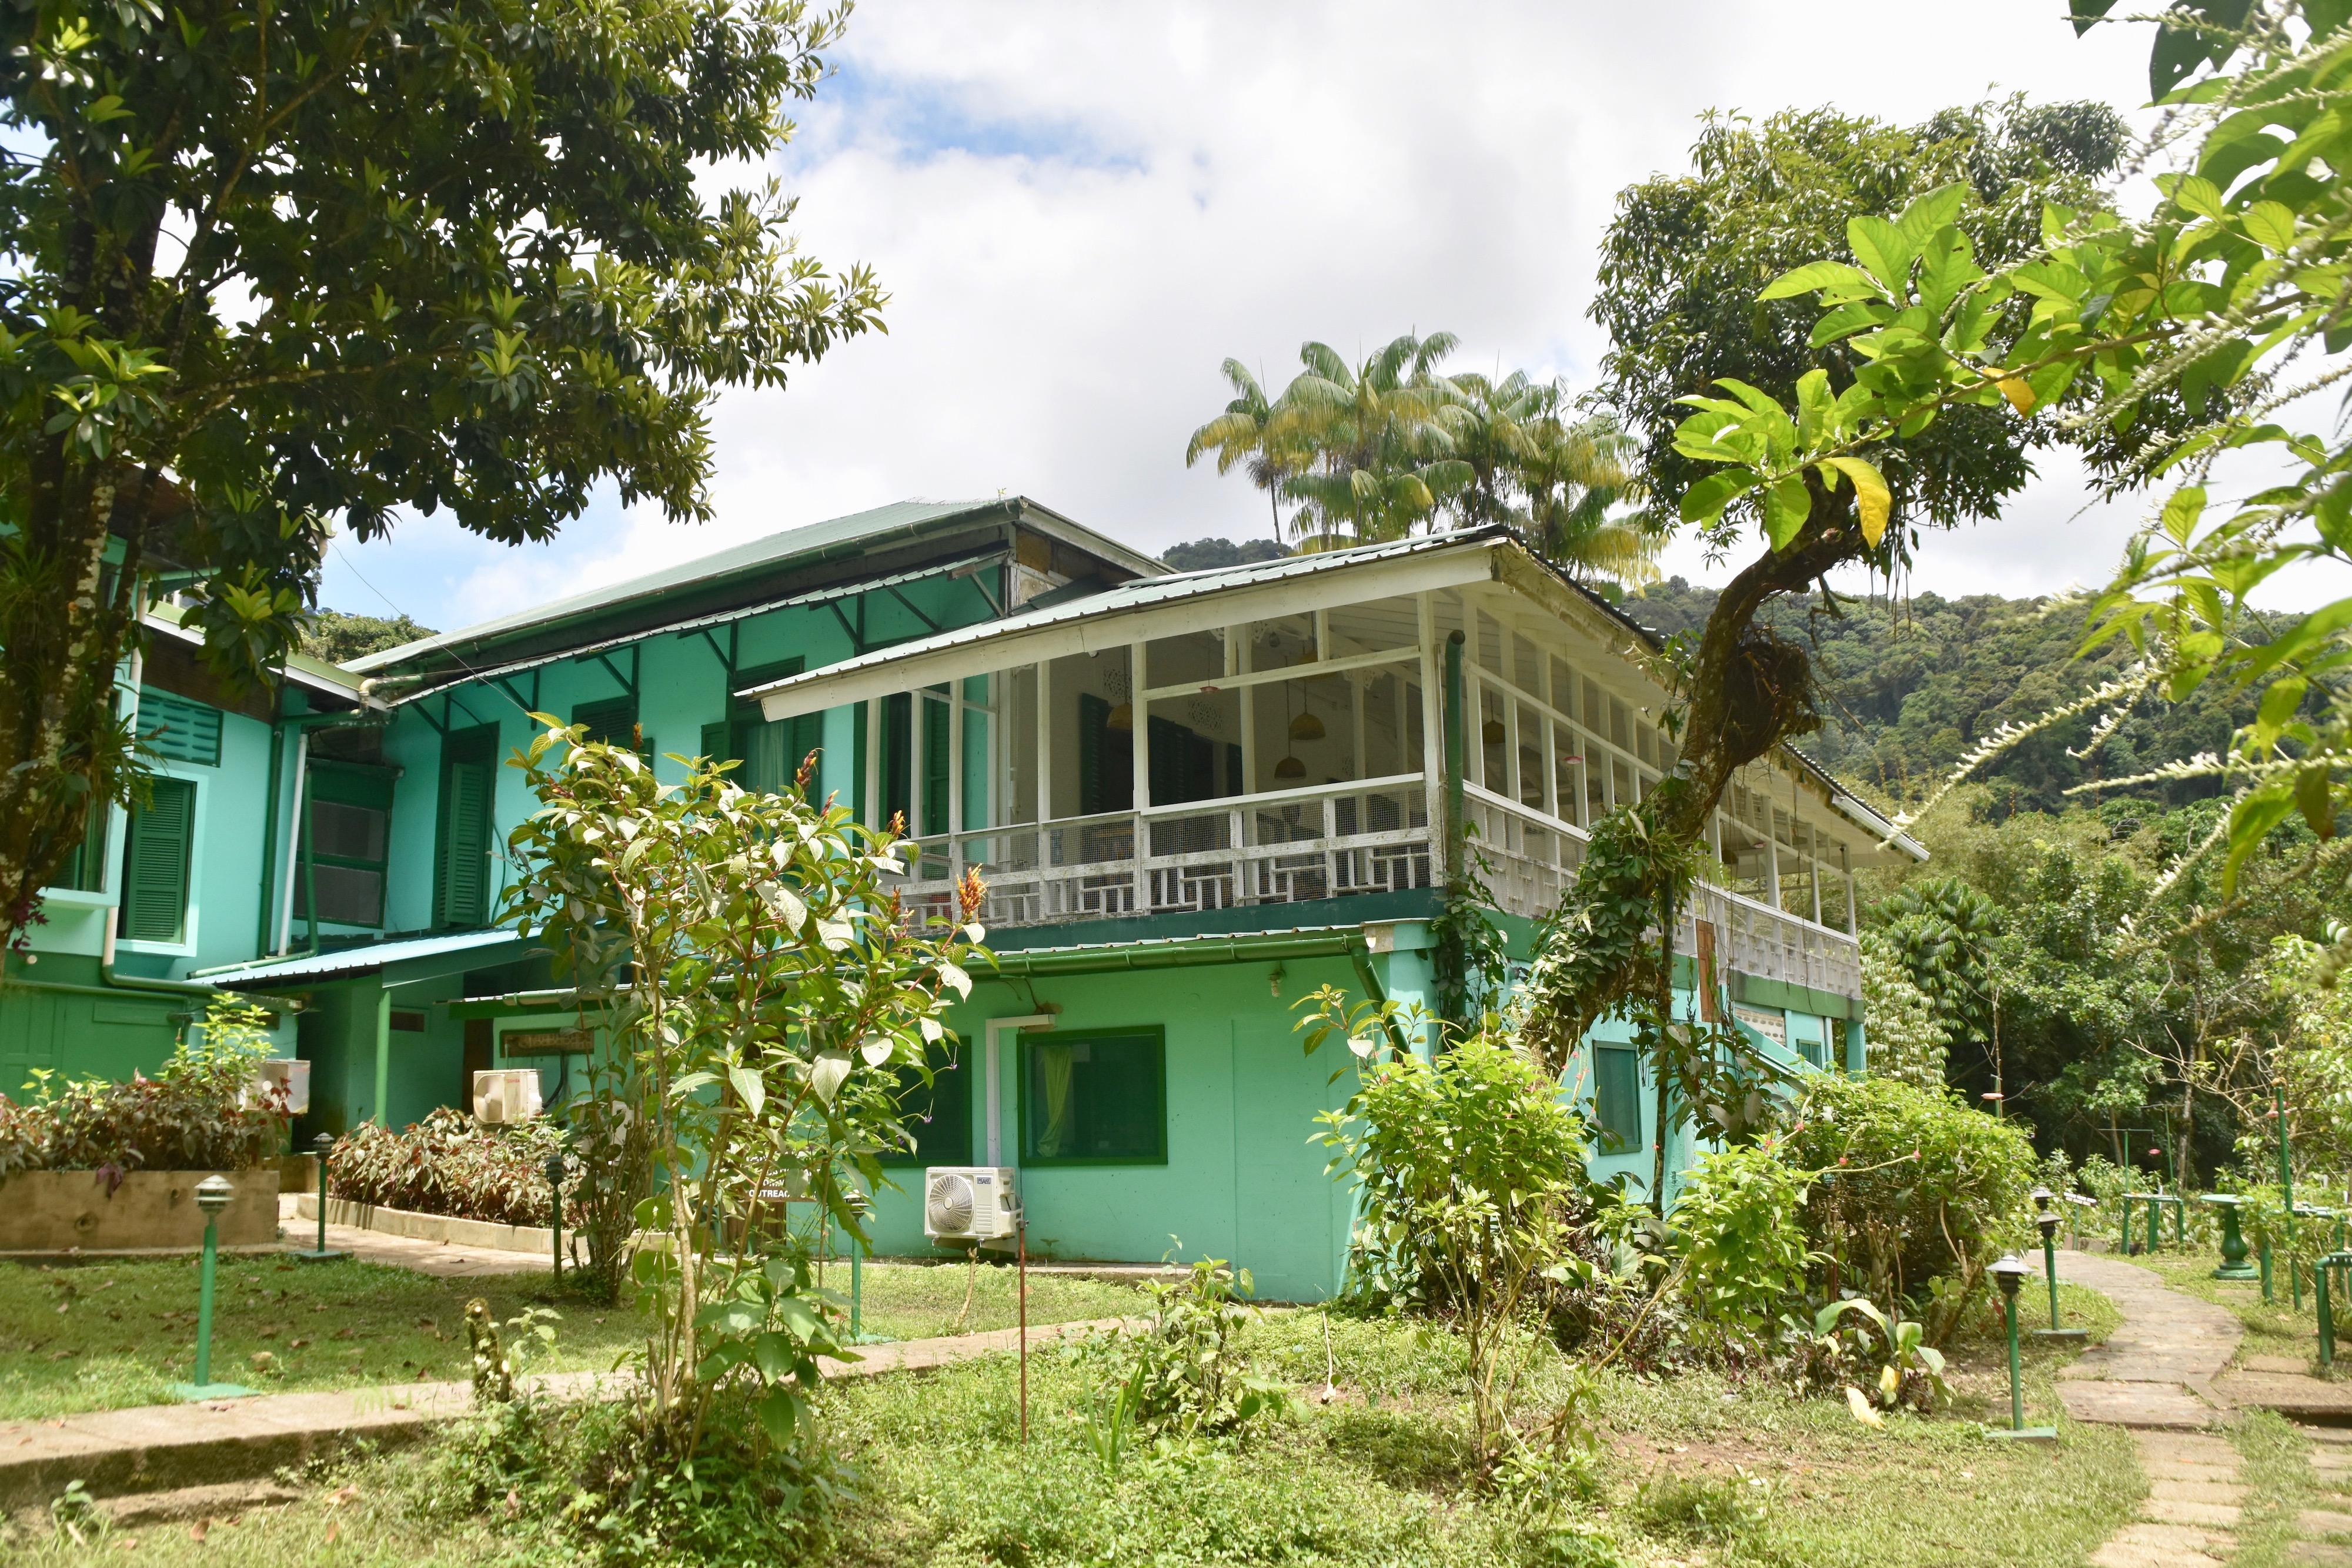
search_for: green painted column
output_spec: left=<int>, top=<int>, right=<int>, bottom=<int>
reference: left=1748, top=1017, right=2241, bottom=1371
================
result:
left=372, top=987, right=392, bottom=1127
left=1442, top=631, right=1465, bottom=892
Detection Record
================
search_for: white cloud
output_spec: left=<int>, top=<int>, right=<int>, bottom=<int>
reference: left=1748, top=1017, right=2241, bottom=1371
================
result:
left=335, top=0, right=2325, bottom=631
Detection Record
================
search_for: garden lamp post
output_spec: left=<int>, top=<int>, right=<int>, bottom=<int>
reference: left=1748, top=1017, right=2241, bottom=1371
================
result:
left=290, top=1131, right=345, bottom=1263
left=169, top=1176, right=255, bottom=1401
left=2032, top=1194, right=2088, bottom=1343
left=1987, top=1255, right=2056, bottom=1443
left=545, top=1149, right=565, bottom=1282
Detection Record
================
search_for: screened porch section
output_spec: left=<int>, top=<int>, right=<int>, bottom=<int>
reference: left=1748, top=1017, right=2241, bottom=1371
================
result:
left=760, top=573, right=1872, bottom=1001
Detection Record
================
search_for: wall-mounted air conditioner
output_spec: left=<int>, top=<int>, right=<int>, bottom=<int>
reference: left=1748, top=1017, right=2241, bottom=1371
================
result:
left=473, top=1069, right=543, bottom=1126
left=924, top=1166, right=1020, bottom=1243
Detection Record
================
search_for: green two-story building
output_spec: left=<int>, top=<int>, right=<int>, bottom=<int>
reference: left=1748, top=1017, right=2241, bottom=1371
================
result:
left=2, top=498, right=1920, bottom=1298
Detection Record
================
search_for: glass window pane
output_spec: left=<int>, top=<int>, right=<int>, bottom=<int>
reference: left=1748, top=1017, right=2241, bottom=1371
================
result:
left=1023, top=1031, right=1165, bottom=1164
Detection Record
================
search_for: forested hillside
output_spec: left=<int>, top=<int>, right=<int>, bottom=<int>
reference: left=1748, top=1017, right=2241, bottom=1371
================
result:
left=1621, top=579, right=2265, bottom=812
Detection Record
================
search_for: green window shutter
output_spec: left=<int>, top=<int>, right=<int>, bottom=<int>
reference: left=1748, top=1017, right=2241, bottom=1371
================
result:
left=881, top=691, right=912, bottom=828
left=138, top=690, right=222, bottom=767
left=1078, top=694, right=1102, bottom=812
left=120, top=778, right=195, bottom=944
left=56, top=803, right=109, bottom=893
left=1593, top=1047, right=1642, bottom=1152
left=923, top=692, right=951, bottom=835
left=435, top=726, right=499, bottom=930
left=573, top=697, right=637, bottom=748
left=701, top=721, right=733, bottom=768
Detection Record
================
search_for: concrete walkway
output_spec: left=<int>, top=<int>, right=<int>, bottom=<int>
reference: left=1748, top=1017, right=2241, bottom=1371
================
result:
left=0, top=1315, right=1129, bottom=1511
left=2056, top=1248, right=2352, bottom=1566
left=2056, top=1251, right=2241, bottom=1430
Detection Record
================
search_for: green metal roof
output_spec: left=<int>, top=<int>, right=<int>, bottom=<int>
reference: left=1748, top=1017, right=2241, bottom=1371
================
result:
left=346, top=496, right=1165, bottom=677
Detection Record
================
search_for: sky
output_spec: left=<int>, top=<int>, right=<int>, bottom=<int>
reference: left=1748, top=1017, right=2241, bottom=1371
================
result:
left=320, top=0, right=2303, bottom=636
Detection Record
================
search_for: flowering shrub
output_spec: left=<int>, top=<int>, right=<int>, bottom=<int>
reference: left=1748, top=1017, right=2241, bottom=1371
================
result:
left=0, top=999, right=289, bottom=1177
left=328, top=1106, right=574, bottom=1228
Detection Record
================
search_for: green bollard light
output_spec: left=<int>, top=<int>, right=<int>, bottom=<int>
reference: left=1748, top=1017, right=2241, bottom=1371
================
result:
left=1987, top=1255, right=2057, bottom=1443
left=290, top=1131, right=346, bottom=1263
left=170, top=1176, right=256, bottom=1401
left=2032, top=1196, right=2088, bottom=1343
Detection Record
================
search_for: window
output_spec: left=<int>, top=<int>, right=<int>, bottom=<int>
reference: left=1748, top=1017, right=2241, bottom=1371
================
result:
left=877, top=1042, right=973, bottom=1166
left=54, top=803, right=108, bottom=892
left=138, top=689, right=221, bottom=766
left=703, top=658, right=822, bottom=797
left=435, top=725, right=498, bottom=930
left=1077, top=693, right=1132, bottom=814
left=1021, top=1029, right=1165, bottom=1165
left=295, top=761, right=393, bottom=927
left=1593, top=1046, right=1642, bottom=1154
left=118, top=777, right=195, bottom=944
left=573, top=696, right=641, bottom=751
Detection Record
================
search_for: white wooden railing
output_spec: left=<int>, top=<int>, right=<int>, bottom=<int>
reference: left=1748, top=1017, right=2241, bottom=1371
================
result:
left=892, top=773, right=1859, bottom=999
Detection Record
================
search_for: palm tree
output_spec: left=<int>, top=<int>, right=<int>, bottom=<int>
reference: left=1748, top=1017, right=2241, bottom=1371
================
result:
left=1185, top=360, right=1301, bottom=547
left=1270, top=334, right=1471, bottom=551
left=1431, top=369, right=1545, bottom=529
left=1516, top=403, right=1665, bottom=587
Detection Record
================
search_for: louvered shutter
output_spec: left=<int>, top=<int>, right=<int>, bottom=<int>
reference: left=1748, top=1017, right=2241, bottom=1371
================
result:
left=122, top=778, right=194, bottom=943
left=923, top=695, right=951, bottom=835
left=437, top=760, right=492, bottom=928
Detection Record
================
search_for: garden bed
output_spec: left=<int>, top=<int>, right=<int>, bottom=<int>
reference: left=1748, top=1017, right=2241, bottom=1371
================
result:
left=293, top=1193, right=560, bottom=1256
left=0, top=1170, right=280, bottom=1253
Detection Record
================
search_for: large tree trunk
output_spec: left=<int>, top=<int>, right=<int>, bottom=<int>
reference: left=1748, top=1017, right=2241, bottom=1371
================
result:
left=0, top=458, right=144, bottom=955
left=1522, top=492, right=1859, bottom=1083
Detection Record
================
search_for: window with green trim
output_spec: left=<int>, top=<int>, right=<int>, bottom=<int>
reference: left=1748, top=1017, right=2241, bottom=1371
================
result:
left=295, top=761, right=394, bottom=928
left=53, top=804, right=108, bottom=892
left=138, top=689, right=221, bottom=766
left=118, top=777, right=195, bottom=944
left=1021, top=1029, right=1165, bottom=1165
left=700, top=658, right=820, bottom=796
left=573, top=696, right=642, bottom=752
left=435, top=725, right=498, bottom=930
left=877, top=1042, right=973, bottom=1166
left=1592, top=1046, right=1642, bottom=1153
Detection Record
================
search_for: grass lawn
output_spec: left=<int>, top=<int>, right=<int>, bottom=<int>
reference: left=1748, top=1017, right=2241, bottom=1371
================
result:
left=2131, top=1249, right=2321, bottom=1366
left=6, top=1289, right=2141, bottom=1567
left=0, top=1255, right=1144, bottom=1421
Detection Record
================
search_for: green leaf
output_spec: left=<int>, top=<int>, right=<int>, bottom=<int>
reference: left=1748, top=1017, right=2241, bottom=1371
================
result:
left=2226, top=783, right=2300, bottom=895
left=1847, top=215, right=1920, bottom=295
left=2299, top=765, right=2338, bottom=842
left=727, top=1063, right=766, bottom=1116
left=2161, top=486, right=2207, bottom=544
left=1762, top=476, right=1810, bottom=552
left=758, top=1386, right=801, bottom=1445
left=1678, top=468, right=1759, bottom=524
left=1758, top=260, right=1880, bottom=302
left=2173, top=175, right=2226, bottom=220
left=2243, top=200, right=2298, bottom=250
left=1895, top=182, right=1968, bottom=243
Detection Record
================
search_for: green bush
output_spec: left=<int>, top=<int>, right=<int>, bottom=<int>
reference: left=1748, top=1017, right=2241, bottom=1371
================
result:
left=0, top=999, right=288, bottom=1176
left=1780, top=1074, right=2035, bottom=1342
left=328, top=1106, right=573, bottom=1228
left=1670, top=1144, right=1816, bottom=1340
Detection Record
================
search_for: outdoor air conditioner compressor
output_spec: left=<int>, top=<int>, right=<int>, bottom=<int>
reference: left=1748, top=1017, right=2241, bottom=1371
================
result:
left=923, top=1166, right=1021, bottom=1243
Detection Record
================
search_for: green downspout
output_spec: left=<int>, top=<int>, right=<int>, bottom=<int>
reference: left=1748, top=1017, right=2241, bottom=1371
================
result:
left=1443, top=631, right=1466, bottom=891
left=1348, top=944, right=1412, bottom=1059
left=373, top=987, right=392, bottom=1128
left=254, top=719, right=285, bottom=958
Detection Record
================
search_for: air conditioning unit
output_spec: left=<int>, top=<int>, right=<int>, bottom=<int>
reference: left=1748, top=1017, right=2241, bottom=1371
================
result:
left=924, top=1166, right=1020, bottom=1243
left=254, top=1058, right=310, bottom=1114
left=473, top=1069, right=543, bottom=1126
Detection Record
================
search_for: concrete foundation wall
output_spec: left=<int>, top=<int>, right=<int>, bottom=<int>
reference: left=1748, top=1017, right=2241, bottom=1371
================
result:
left=0, top=1169, right=280, bottom=1251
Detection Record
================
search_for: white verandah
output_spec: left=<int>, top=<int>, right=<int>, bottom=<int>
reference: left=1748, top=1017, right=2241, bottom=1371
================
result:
left=746, top=536, right=1906, bottom=1002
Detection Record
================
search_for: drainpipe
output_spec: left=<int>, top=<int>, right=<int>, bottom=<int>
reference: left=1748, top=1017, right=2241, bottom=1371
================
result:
left=276, top=727, right=313, bottom=957
left=373, top=986, right=393, bottom=1129
left=1443, top=631, right=1466, bottom=891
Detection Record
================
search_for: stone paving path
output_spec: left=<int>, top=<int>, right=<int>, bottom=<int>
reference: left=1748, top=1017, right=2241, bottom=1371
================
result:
left=2057, top=1248, right=2352, bottom=1565
left=0, top=1315, right=1131, bottom=1512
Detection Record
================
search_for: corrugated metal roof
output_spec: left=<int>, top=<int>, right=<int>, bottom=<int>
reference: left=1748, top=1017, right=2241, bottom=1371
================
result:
left=383, top=551, right=1004, bottom=710
left=346, top=496, right=1165, bottom=675
left=206, top=929, right=526, bottom=986
left=737, top=529, right=1493, bottom=704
